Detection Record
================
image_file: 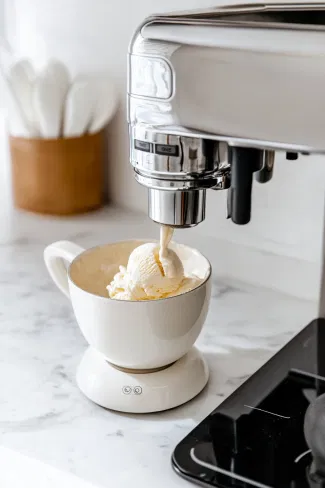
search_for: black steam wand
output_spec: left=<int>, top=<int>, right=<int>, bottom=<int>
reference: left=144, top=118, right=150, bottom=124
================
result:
left=227, top=147, right=264, bottom=225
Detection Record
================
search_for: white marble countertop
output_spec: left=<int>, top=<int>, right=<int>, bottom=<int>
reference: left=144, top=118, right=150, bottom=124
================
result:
left=0, top=206, right=317, bottom=488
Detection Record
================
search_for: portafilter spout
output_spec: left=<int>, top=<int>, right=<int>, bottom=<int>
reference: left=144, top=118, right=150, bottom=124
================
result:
left=148, top=189, right=206, bottom=228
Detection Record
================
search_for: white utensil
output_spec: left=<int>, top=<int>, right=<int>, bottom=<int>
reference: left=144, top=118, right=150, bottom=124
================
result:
left=33, top=60, right=70, bottom=138
left=88, top=77, right=118, bottom=134
left=2, top=73, right=31, bottom=137
left=10, top=58, right=35, bottom=82
left=63, top=79, right=95, bottom=137
left=8, top=59, right=38, bottom=137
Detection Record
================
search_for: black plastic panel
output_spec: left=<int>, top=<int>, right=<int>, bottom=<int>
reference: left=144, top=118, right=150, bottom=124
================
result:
left=172, top=319, right=325, bottom=488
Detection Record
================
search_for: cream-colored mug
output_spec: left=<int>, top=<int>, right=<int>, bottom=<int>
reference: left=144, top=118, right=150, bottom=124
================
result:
left=44, top=240, right=212, bottom=370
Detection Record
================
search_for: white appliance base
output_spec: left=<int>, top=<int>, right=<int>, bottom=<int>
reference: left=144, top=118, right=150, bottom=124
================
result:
left=76, top=346, right=209, bottom=413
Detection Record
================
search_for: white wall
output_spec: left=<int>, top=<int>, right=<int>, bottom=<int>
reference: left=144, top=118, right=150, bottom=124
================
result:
left=6, top=0, right=218, bottom=211
left=7, top=0, right=325, bottom=300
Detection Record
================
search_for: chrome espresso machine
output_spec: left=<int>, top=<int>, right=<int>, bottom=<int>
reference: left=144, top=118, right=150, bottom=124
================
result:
left=128, top=4, right=325, bottom=488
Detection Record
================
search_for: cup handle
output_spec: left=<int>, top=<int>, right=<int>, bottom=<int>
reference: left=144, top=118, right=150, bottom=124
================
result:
left=44, top=240, right=85, bottom=298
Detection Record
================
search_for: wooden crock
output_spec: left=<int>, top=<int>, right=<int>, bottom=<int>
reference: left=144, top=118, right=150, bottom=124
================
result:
left=10, top=130, right=105, bottom=215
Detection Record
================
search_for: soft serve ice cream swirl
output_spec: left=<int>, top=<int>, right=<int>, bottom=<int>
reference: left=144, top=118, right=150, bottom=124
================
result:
left=107, top=227, right=201, bottom=301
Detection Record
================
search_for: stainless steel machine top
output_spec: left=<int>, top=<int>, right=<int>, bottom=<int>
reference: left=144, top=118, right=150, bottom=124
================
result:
left=127, top=3, right=325, bottom=227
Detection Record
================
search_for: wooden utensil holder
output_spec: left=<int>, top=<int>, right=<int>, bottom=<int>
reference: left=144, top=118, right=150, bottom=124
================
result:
left=10, top=131, right=105, bottom=215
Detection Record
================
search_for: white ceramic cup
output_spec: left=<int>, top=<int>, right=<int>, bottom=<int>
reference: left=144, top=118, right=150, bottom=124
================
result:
left=44, top=240, right=212, bottom=370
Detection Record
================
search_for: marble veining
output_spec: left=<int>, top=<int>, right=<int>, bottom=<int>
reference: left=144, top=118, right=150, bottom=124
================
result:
left=0, top=206, right=317, bottom=487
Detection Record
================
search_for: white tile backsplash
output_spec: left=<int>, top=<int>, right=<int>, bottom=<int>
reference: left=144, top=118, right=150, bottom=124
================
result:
left=6, top=0, right=325, bottom=302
